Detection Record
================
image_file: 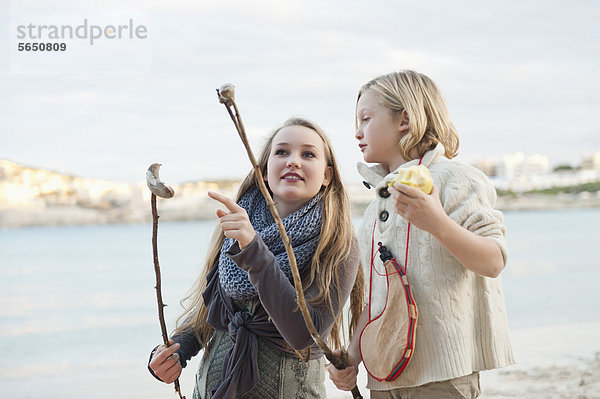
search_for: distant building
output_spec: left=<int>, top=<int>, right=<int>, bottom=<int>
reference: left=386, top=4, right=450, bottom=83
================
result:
left=489, top=151, right=600, bottom=192
left=496, top=152, right=550, bottom=182
left=581, top=151, right=600, bottom=170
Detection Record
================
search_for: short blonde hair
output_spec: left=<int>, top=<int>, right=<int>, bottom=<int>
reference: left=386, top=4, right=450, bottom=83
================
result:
left=357, top=70, right=459, bottom=160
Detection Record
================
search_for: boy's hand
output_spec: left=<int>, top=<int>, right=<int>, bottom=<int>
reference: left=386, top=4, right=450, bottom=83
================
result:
left=326, top=349, right=359, bottom=391
left=390, top=184, right=447, bottom=236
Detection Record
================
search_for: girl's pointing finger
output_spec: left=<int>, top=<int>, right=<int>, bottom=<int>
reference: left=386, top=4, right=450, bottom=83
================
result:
left=208, top=191, right=244, bottom=213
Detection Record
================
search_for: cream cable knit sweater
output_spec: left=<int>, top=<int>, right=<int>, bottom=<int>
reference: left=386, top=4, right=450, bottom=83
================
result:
left=357, top=143, right=515, bottom=390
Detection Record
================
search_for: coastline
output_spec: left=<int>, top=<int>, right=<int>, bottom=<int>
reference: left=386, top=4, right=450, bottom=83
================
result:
left=1, top=193, right=599, bottom=228
left=495, top=192, right=600, bottom=212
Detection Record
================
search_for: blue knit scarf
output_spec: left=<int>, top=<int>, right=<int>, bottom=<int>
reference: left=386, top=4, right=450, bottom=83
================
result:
left=218, top=186, right=323, bottom=300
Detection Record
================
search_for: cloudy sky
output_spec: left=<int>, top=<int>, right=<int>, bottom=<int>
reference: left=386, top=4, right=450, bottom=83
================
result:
left=1, top=0, right=599, bottom=184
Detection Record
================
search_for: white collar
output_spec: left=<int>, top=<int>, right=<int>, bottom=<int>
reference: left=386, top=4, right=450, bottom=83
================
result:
left=357, top=143, right=446, bottom=189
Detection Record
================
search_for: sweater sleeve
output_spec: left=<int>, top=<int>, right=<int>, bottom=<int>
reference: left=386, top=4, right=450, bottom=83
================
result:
left=439, top=162, right=508, bottom=267
left=147, top=328, right=201, bottom=382
left=171, top=328, right=202, bottom=368
left=226, top=235, right=359, bottom=350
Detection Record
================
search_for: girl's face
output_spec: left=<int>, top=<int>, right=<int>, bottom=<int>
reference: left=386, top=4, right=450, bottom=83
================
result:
left=356, top=89, right=408, bottom=171
left=264, top=125, right=333, bottom=217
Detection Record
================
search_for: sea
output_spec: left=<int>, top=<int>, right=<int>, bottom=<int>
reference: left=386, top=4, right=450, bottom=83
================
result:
left=1, top=209, right=599, bottom=399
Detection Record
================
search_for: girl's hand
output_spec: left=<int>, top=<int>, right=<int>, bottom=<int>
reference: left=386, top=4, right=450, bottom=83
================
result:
left=326, top=349, right=359, bottom=391
left=149, top=340, right=182, bottom=384
left=208, top=191, right=256, bottom=249
left=389, top=183, right=447, bottom=235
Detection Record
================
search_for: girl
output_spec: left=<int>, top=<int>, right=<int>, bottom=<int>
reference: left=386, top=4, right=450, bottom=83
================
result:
left=149, top=117, right=364, bottom=399
left=327, top=70, right=514, bottom=398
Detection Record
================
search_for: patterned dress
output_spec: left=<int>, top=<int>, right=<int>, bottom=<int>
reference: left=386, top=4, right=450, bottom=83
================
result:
left=193, top=329, right=326, bottom=399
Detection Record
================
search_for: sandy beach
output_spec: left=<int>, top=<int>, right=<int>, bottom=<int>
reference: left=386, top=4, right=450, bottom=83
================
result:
left=478, top=322, right=600, bottom=399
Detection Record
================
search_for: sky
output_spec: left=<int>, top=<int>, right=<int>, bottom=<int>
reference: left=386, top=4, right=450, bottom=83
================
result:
left=1, top=0, right=599, bottom=184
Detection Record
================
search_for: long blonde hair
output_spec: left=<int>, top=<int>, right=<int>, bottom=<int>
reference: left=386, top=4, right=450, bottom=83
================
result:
left=357, top=70, right=460, bottom=160
left=173, top=117, right=364, bottom=351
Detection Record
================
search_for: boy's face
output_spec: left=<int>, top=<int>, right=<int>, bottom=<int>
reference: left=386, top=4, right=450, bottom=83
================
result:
left=356, top=89, right=407, bottom=171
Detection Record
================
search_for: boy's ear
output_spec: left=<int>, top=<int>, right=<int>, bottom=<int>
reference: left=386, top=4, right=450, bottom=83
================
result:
left=322, top=166, right=333, bottom=187
left=398, top=109, right=410, bottom=133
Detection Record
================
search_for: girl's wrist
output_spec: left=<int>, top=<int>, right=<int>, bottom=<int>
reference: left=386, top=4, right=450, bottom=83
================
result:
left=238, top=232, right=257, bottom=250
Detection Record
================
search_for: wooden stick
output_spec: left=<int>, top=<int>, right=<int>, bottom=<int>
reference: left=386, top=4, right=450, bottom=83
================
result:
left=148, top=165, right=186, bottom=399
left=217, top=84, right=362, bottom=399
